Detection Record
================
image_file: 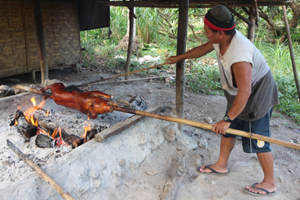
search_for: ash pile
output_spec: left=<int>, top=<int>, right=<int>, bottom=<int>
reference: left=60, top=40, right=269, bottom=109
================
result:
left=0, top=91, right=200, bottom=200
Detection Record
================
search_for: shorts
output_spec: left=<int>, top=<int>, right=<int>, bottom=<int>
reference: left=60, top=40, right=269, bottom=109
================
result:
left=223, top=108, right=273, bottom=153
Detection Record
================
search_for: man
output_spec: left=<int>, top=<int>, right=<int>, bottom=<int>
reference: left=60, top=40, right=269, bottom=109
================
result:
left=166, top=5, right=279, bottom=196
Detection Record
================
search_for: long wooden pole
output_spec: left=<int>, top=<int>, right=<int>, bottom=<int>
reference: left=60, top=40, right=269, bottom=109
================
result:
left=34, top=0, right=48, bottom=84
left=15, top=85, right=300, bottom=150
left=112, top=106, right=300, bottom=150
left=282, top=5, right=300, bottom=100
left=75, top=63, right=166, bottom=87
left=176, top=0, right=189, bottom=131
left=7, top=140, right=76, bottom=200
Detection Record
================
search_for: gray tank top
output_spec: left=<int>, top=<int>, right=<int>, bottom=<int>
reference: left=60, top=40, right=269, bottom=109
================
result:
left=213, top=30, right=279, bottom=121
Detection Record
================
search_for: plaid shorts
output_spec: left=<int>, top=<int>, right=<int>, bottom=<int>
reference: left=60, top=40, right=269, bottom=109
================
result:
left=223, top=109, right=273, bottom=153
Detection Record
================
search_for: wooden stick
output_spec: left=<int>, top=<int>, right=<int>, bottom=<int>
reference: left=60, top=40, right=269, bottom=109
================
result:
left=91, top=75, right=175, bottom=85
left=112, top=106, right=300, bottom=150
left=15, top=85, right=51, bottom=97
left=75, top=63, right=167, bottom=87
left=161, top=155, right=186, bottom=200
left=6, top=140, right=76, bottom=200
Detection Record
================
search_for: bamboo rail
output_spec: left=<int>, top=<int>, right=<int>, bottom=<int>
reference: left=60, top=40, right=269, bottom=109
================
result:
left=112, top=106, right=300, bottom=150
left=7, top=140, right=76, bottom=200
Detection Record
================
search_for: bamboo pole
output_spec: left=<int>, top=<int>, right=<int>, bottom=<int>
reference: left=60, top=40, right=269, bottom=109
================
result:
left=15, top=85, right=300, bottom=150
left=7, top=140, right=76, bottom=200
left=75, top=63, right=166, bottom=88
left=112, top=106, right=300, bottom=150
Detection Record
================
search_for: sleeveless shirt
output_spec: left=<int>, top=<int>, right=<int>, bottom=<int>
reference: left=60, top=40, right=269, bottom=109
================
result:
left=212, top=30, right=279, bottom=121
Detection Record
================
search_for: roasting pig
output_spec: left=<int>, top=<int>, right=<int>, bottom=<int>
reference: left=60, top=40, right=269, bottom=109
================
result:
left=41, top=83, right=116, bottom=119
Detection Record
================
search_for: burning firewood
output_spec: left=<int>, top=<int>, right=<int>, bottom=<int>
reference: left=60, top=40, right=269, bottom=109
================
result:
left=9, top=110, right=37, bottom=139
left=60, top=129, right=84, bottom=149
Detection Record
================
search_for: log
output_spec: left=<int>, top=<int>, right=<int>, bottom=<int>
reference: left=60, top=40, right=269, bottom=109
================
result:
left=7, top=140, right=76, bottom=200
left=60, top=129, right=84, bottom=149
left=12, top=110, right=37, bottom=139
left=36, top=134, right=57, bottom=148
left=161, top=155, right=186, bottom=200
left=112, top=106, right=300, bottom=150
left=95, top=106, right=162, bottom=142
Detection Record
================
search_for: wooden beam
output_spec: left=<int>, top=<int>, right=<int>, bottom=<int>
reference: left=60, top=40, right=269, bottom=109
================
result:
left=34, top=0, right=48, bottom=84
left=248, top=7, right=256, bottom=42
left=282, top=5, right=300, bottom=100
left=176, top=0, right=189, bottom=131
left=97, top=0, right=292, bottom=8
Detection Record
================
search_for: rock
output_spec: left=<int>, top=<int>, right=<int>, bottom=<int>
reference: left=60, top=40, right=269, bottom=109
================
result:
left=204, top=117, right=213, bottom=124
left=163, top=125, right=176, bottom=142
left=197, top=136, right=208, bottom=149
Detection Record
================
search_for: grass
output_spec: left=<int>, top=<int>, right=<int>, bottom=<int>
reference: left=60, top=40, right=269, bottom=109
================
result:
left=79, top=7, right=300, bottom=125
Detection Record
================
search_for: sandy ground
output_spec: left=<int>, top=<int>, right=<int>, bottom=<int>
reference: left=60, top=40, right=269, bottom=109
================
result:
left=0, top=66, right=300, bottom=200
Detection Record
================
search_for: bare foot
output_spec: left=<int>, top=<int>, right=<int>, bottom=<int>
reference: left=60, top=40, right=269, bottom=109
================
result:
left=245, top=182, right=277, bottom=195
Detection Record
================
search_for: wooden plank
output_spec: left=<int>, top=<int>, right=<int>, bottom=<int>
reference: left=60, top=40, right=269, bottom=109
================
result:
left=94, top=106, right=162, bottom=142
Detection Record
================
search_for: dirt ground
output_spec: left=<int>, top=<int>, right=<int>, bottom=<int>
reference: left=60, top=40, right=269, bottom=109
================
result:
left=1, top=65, right=300, bottom=200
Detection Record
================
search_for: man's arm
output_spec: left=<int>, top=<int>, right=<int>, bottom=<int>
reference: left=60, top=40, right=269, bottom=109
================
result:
left=212, top=62, right=252, bottom=135
left=166, top=42, right=214, bottom=64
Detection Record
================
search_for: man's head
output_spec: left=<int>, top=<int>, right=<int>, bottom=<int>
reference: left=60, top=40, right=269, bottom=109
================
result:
left=204, top=5, right=235, bottom=35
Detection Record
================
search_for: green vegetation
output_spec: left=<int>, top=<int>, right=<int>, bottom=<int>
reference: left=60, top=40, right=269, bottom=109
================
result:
left=80, top=7, right=300, bottom=124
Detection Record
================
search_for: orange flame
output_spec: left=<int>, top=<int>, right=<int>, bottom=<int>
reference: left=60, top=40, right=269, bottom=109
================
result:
left=30, top=97, right=36, bottom=106
left=30, top=115, right=38, bottom=126
left=82, top=121, right=92, bottom=141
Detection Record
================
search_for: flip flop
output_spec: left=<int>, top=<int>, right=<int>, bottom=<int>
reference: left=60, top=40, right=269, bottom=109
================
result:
left=197, top=165, right=229, bottom=176
left=244, top=183, right=276, bottom=196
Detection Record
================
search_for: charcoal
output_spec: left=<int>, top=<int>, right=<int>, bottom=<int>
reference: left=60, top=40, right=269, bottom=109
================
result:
left=36, top=134, right=57, bottom=148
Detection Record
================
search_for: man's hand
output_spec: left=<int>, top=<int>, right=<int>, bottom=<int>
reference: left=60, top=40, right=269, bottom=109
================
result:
left=166, top=56, right=180, bottom=64
left=212, top=120, right=231, bottom=135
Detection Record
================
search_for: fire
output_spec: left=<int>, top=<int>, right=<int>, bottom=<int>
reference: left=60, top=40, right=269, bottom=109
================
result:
left=30, top=97, right=36, bottom=106
left=22, top=97, right=48, bottom=126
left=30, top=115, right=38, bottom=126
left=82, top=121, right=92, bottom=141
left=52, top=127, right=66, bottom=147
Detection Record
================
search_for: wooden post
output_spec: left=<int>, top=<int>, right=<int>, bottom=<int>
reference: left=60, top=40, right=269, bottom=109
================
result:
left=282, top=5, right=300, bottom=100
left=176, top=0, right=189, bottom=131
left=125, top=5, right=134, bottom=80
left=248, top=7, right=256, bottom=42
left=34, top=0, right=48, bottom=84
left=31, top=70, right=36, bottom=81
